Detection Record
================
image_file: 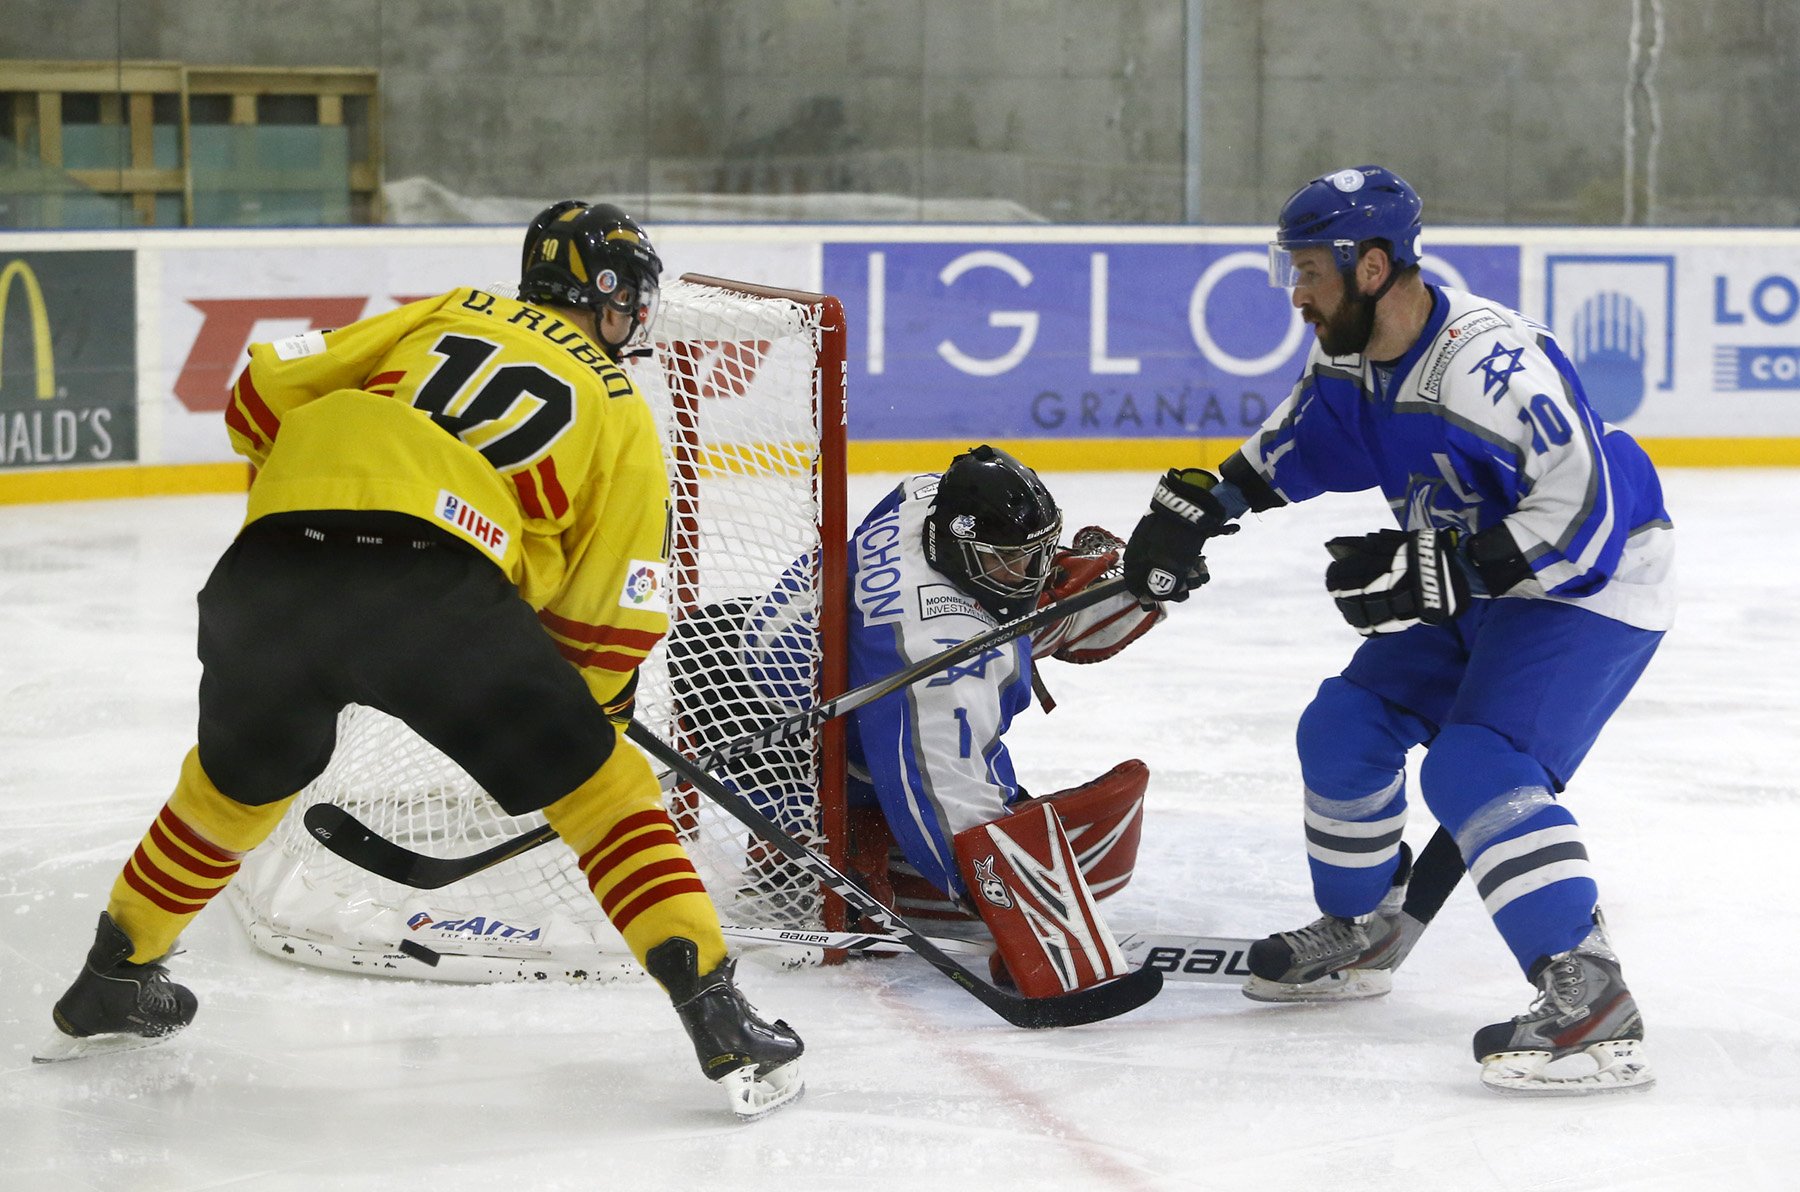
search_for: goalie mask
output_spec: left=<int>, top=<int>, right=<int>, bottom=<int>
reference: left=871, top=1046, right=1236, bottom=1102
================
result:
left=925, top=445, right=1062, bottom=620
left=519, top=202, right=663, bottom=357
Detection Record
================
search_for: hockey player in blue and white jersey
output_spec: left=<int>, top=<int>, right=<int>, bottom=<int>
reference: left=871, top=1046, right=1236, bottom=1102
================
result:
left=672, top=445, right=1166, bottom=998
left=1120, top=166, right=1669, bottom=1094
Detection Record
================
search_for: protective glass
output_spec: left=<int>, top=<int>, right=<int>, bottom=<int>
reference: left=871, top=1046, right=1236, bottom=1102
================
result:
left=599, top=272, right=661, bottom=351
left=1267, top=239, right=1357, bottom=288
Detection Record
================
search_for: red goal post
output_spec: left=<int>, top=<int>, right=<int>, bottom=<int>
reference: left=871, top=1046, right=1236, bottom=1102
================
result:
left=229, top=273, right=851, bottom=982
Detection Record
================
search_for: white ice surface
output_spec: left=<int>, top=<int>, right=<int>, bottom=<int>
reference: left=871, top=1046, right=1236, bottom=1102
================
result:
left=2, top=470, right=1797, bottom=1191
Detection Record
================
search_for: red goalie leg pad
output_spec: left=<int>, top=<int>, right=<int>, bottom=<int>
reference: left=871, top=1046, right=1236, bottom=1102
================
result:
left=845, top=806, right=899, bottom=914
left=1011, top=759, right=1148, bottom=901
left=953, top=802, right=1129, bottom=997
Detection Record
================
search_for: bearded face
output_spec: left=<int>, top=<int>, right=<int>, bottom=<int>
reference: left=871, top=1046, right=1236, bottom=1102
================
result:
left=1285, top=244, right=1382, bottom=358
left=1310, top=283, right=1380, bottom=357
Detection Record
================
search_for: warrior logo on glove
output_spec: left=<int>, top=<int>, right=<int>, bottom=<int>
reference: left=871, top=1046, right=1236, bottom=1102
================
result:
left=1324, top=527, right=1470, bottom=635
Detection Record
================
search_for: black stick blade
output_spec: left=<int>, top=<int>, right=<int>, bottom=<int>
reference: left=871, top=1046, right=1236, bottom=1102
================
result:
left=979, top=963, right=1164, bottom=1029
left=301, top=803, right=557, bottom=890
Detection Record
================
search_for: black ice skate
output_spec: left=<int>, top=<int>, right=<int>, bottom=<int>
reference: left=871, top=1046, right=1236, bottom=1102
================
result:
left=1243, top=844, right=1416, bottom=1003
left=1473, top=919, right=1653, bottom=1095
left=34, top=912, right=197, bottom=1063
left=646, top=936, right=804, bottom=1119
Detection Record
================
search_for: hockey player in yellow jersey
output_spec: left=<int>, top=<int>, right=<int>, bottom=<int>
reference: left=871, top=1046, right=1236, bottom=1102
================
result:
left=37, top=201, right=805, bottom=1119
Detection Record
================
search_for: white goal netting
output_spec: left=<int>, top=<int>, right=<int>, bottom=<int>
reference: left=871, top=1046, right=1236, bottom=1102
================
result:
left=228, top=275, right=848, bottom=983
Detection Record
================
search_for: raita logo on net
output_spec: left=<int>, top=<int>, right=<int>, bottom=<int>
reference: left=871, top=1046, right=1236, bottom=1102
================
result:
left=406, top=911, right=542, bottom=942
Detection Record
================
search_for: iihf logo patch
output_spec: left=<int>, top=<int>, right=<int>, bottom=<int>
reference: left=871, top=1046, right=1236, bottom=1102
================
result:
left=618, top=559, right=668, bottom=612
left=435, top=489, right=509, bottom=560
left=950, top=514, right=977, bottom=539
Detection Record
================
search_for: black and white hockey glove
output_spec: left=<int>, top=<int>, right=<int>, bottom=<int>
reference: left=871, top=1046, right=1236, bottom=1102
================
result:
left=1122, top=469, right=1238, bottom=605
left=1324, top=527, right=1470, bottom=636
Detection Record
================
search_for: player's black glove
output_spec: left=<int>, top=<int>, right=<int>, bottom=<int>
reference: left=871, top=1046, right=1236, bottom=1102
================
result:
left=1324, top=527, right=1470, bottom=635
left=1122, top=468, right=1239, bottom=604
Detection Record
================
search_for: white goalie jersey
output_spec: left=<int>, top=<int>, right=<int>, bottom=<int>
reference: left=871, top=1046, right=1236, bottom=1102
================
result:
left=844, top=474, right=1036, bottom=898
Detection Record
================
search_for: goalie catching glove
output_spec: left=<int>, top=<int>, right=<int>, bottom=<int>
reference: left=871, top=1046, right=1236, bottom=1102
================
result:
left=1324, top=527, right=1470, bottom=635
left=1032, top=527, right=1167, bottom=663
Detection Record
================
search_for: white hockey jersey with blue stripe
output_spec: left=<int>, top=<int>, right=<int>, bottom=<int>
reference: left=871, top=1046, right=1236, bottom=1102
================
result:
left=1235, top=286, right=1674, bottom=630
left=845, top=474, right=1034, bottom=896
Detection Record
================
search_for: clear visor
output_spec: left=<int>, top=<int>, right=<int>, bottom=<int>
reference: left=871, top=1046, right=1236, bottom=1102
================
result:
left=1267, top=239, right=1357, bottom=288
left=602, top=276, right=661, bottom=349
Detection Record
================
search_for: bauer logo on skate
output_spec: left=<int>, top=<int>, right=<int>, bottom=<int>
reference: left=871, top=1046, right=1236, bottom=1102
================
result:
left=407, top=911, right=543, bottom=942
left=435, top=490, right=510, bottom=559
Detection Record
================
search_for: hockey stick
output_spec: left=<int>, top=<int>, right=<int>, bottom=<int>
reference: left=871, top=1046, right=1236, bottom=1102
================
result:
left=1127, top=824, right=1465, bottom=981
left=624, top=718, right=1162, bottom=1028
left=302, top=576, right=1133, bottom=890
left=717, top=825, right=1464, bottom=984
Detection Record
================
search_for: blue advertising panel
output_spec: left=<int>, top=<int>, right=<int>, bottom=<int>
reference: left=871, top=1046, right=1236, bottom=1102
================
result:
left=824, top=241, right=1519, bottom=440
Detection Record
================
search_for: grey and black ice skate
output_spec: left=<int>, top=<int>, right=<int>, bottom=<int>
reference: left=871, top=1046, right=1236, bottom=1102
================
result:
left=1473, top=920, right=1653, bottom=1095
left=35, top=912, right=197, bottom=1063
left=1243, top=845, right=1415, bottom=1003
left=646, top=936, right=804, bottom=1119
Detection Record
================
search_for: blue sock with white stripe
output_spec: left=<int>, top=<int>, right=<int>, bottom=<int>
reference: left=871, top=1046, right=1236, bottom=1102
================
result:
left=1422, top=725, right=1598, bottom=971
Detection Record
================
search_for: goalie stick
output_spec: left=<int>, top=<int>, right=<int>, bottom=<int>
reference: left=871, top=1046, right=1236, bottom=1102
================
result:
left=622, top=719, right=1161, bottom=1028
left=302, top=575, right=1133, bottom=891
left=388, top=827, right=1462, bottom=988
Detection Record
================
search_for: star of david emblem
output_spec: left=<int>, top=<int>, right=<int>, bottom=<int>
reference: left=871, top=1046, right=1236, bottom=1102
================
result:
left=929, top=643, right=1003, bottom=686
left=1470, top=341, right=1526, bottom=400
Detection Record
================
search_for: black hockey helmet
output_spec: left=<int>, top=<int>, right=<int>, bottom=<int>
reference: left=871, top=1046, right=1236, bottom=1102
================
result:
left=925, top=445, right=1063, bottom=620
left=519, top=202, right=663, bottom=356
left=520, top=198, right=590, bottom=278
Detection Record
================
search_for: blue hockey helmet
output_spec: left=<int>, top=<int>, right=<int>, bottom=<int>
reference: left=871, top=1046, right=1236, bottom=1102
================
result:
left=1268, top=165, right=1423, bottom=287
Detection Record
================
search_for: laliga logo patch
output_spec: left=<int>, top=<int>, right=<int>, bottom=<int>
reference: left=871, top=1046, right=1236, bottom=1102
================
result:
left=973, top=856, right=1012, bottom=908
left=1328, top=168, right=1365, bottom=192
left=950, top=514, right=978, bottom=539
left=619, top=559, right=668, bottom=612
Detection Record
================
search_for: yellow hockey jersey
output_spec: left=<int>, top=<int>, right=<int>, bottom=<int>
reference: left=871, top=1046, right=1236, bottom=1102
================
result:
left=225, top=286, right=671, bottom=709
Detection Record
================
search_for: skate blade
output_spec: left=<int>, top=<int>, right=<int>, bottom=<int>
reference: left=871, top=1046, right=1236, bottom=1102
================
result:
left=719, top=1059, right=804, bottom=1120
left=1242, top=968, right=1394, bottom=1004
left=32, top=1028, right=179, bottom=1064
left=1480, top=1039, right=1655, bottom=1095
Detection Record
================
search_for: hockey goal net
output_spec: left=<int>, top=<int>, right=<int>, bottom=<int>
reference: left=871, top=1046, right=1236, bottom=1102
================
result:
left=229, top=273, right=849, bottom=982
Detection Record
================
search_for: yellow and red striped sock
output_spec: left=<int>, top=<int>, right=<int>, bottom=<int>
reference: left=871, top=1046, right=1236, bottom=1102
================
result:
left=541, top=743, right=726, bottom=977
left=107, top=746, right=293, bottom=963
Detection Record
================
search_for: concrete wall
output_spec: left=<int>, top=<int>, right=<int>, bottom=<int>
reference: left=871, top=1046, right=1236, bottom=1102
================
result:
left=4, top=0, right=1796, bottom=226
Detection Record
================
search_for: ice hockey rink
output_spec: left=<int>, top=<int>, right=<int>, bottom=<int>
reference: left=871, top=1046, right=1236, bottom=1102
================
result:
left=3, top=468, right=1796, bottom=1191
